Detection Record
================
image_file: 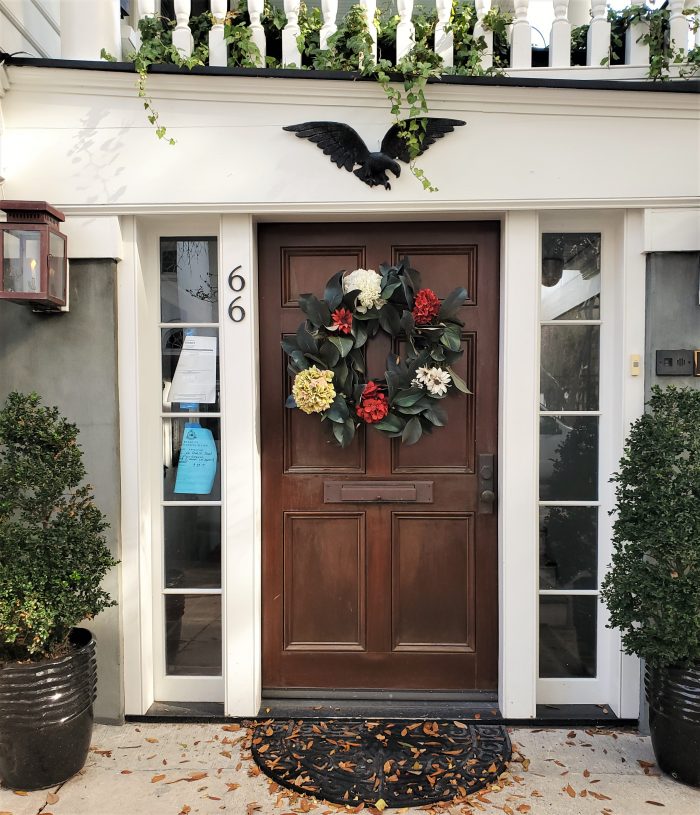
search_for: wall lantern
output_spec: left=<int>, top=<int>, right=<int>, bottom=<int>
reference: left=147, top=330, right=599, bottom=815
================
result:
left=0, top=201, right=68, bottom=311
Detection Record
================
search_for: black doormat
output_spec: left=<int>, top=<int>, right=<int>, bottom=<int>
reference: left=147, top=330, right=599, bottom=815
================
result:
left=251, top=719, right=511, bottom=809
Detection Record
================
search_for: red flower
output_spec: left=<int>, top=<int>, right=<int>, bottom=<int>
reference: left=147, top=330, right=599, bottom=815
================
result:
left=330, top=307, right=353, bottom=335
left=356, top=381, right=389, bottom=424
left=412, top=288, right=440, bottom=325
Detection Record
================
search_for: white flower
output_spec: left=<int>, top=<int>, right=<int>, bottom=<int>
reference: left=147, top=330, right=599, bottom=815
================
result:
left=411, top=377, right=424, bottom=389
left=343, top=268, right=385, bottom=313
left=414, top=366, right=452, bottom=397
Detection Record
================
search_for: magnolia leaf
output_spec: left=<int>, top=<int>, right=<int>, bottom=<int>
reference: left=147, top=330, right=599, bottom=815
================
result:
left=298, top=293, right=331, bottom=329
left=439, top=286, right=468, bottom=320
left=296, top=323, right=318, bottom=355
left=328, top=335, right=354, bottom=358
left=440, top=323, right=462, bottom=352
left=352, top=321, right=368, bottom=348
left=400, top=309, right=416, bottom=335
left=280, top=337, right=299, bottom=355
left=374, top=413, right=405, bottom=433
left=317, top=341, right=341, bottom=368
left=290, top=350, right=310, bottom=371
left=393, top=388, right=425, bottom=407
left=447, top=367, right=470, bottom=394
left=401, top=415, right=422, bottom=445
left=324, top=270, right=344, bottom=310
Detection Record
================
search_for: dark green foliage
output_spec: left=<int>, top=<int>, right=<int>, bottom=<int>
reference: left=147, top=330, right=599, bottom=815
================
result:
left=0, top=393, right=117, bottom=662
left=600, top=386, right=700, bottom=667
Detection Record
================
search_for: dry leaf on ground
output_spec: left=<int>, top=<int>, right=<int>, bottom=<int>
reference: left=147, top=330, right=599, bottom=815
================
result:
left=46, top=792, right=59, bottom=804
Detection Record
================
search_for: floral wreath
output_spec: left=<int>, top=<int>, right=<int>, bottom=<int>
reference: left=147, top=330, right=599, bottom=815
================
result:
left=283, top=258, right=469, bottom=447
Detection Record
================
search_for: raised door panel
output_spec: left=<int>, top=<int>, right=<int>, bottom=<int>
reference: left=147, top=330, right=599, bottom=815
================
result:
left=391, top=513, right=475, bottom=652
left=283, top=513, right=366, bottom=650
left=282, top=247, right=365, bottom=307
left=391, top=245, right=477, bottom=307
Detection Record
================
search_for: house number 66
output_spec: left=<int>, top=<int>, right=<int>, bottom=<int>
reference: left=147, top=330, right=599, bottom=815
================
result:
left=228, top=266, right=246, bottom=323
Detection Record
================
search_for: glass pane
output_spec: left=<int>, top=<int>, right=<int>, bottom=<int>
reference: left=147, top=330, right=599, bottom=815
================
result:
left=162, top=327, right=220, bottom=412
left=165, top=594, right=221, bottom=675
left=3, top=229, right=42, bottom=293
left=539, top=595, right=597, bottom=678
left=540, top=416, right=598, bottom=501
left=163, top=417, right=221, bottom=501
left=164, top=506, right=221, bottom=589
left=541, top=233, right=601, bottom=320
left=160, top=237, right=218, bottom=323
left=540, top=325, right=599, bottom=411
left=48, top=233, right=66, bottom=300
left=539, top=506, right=598, bottom=590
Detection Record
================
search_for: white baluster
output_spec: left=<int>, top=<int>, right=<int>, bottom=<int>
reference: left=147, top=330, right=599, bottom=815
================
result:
left=396, top=0, right=415, bottom=62
left=625, top=14, right=649, bottom=66
left=434, top=0, right=453, bottom=68
left=283, top=0, right=302, bottom=66
left=360, top=0, right=378, bottom=62
left=549, top=0, right=571, bottom=67
left=137, top=0, right=156, bottom=21
left=61, top=0, right=122, bottom=60
left=511, top=0, right=531, bottom=68
left=209, top=1, right=228, bottom=66
left=586, top=0, right=610, bottom=66
left=320, top=0, right=338, bottom=50
left=568, top=0, right=591, bottom=27
left=248, top=0, right=267, bottom=66
left=172, top=0, right=193, bottom=58
left=669, top=0, right=689, bottom=50
left=473, top=0, right=493, bottom=70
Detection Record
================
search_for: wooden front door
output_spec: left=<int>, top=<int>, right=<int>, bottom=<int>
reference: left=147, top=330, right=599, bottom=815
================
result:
left=259, top=221, right=500, bottom=693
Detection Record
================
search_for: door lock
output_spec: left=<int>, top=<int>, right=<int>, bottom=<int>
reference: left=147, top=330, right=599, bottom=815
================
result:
left=478, top=454, right=496, bottom=514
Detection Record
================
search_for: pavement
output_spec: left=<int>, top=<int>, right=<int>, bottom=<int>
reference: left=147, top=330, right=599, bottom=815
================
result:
left=1, top=722, right=699, bottom=815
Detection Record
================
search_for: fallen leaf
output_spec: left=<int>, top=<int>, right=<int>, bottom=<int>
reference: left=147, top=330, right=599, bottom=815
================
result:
left=564, top=784, right=576, bottom=798
left=222, top=724, right=241, bottom=732
left=645, top=803, right=665, bottom=808
left=178, top=807, right=191, bottom=815
left=121, top=769, right=132, bottom=774
left=246, top=804, right=262, bottom=815
left=516, top=806, right=531, bottom=813
left=12, top=791, right=28, bottom=796
left=46, top=792, right=59, bottom=804
left=638, top=760, right=656, bottom=769
left=583, top=769, right=591, bottom=778
left=151, top=774, right=166, bottom=783
left=225, top=783, right=240, bottom=792
left=145, top=737, right=159, bottom=743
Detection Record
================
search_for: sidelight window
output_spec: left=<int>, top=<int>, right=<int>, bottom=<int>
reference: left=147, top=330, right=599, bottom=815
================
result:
left=538, top=233, right=601, bottom=680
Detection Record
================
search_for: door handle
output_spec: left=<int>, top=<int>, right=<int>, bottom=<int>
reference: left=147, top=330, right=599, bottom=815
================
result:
left=478, top=454, right=496, bottom=514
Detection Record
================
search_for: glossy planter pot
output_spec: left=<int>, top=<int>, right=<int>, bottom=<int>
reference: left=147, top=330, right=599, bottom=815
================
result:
left=0, top=628, right=97, bottom=790
left=646, top=661, right=700, bottom=787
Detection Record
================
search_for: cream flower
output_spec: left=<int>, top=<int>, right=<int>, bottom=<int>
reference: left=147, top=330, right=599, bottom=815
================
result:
left=343, top=268, right=385, bottom=313
left=292, top=366, right=336, bottom=414
left=414, top=365, right=452, bottom=397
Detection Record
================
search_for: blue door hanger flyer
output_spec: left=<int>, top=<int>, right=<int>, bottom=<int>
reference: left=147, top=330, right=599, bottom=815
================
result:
left=174, top=422, right=218, bottom=495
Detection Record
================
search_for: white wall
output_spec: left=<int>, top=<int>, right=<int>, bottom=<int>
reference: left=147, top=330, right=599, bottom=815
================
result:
left=0, top=67, right=697, bottom=212
left=0, top=0, right=59, bottom=58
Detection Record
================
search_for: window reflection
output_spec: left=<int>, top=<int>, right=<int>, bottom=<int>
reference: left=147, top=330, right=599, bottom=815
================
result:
left=539, top=416, right=598, bottom=501
left=164, top=506, right=221, bottom=589
left=165, top=594, right=222, bottom=676
left=541, top=233, right=601, bottom=320
left=539, top=506, right=598, bottom=590
left=540, top=325, right=599, bottom=411
left=539, top=595, right=597, bottom=678
left=160, top=237, right=218, bottom=323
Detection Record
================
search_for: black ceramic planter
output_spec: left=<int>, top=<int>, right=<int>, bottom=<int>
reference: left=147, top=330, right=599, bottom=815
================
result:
left=0, top=627, right=97, bottom=791
left=646, top=661, right=700, bottom=787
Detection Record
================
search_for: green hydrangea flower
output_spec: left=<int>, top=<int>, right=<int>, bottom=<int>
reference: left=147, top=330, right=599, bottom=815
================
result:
left=292, top=366, right=336, bottom=415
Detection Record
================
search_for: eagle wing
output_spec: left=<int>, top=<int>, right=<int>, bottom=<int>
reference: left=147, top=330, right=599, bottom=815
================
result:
left=380, top=118, right=466, bottom=163
left=283, top=122, right=370, bottom=172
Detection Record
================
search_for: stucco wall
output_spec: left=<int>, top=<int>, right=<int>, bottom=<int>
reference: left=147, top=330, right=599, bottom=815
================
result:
left=0, top=259, right=123, bottom=723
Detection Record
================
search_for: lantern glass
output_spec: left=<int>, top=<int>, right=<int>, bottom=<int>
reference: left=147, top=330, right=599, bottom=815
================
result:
left=3, top=229, right=43, bottom=294
left=48, top=232, right=66, bottom=300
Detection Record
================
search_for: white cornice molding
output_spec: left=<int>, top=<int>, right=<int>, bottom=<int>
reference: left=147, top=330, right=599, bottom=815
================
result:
left=52, top=197, right=700, bottom=217
left=4, top=66, right=698, bottom=120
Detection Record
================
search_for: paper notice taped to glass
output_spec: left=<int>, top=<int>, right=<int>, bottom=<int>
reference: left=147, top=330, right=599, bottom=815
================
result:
left=170, top=335, right=217, bottom=404
left=174, top=423, right=218, bottom=495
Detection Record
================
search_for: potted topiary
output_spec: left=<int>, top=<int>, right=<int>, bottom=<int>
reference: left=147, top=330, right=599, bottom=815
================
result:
left=601, top=385, right=700, bottom=786
left=0, top=391, right=117, bottom=791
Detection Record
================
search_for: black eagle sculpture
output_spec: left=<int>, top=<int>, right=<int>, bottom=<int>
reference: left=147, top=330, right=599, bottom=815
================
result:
left=282, top=118, right=466, bottom=190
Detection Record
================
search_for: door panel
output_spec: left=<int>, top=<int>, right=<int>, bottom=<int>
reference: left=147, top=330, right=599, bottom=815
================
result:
left=260, top=221, right=500, bottom=692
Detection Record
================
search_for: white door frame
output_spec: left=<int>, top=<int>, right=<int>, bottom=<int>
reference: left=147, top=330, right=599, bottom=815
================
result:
left=118, top=209, right=644, bottom=719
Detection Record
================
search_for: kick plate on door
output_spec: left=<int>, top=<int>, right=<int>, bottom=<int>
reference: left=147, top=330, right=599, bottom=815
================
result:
left=324, top=481, right=434, bottom=503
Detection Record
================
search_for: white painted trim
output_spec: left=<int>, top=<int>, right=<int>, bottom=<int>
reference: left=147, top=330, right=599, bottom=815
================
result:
left=616, top=208, right=647, bottom=719
left=63, top=215, right=123, bottom=260
left=498, top=211, right=540, bottom=719
left=220, top=215, right=262, bottom=717
left=119, top=214, right=153, bottom=715
left=643, top=208, right=700, bottom=252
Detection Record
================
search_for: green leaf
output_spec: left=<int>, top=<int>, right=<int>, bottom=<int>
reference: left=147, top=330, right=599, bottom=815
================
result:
left=374, top=414, right=405, bottom=433
left=285, top=395, right=297, bottom=409
left=325, top=395, right=350, bottom=423
left=317, top=341, right=341, bottom=368
left=328, top=336, right=354, bottom=358
left=290, top=350, right=310, bottom=371
left=332, top=418, right=356, bottom=448
left=401, top=416, right=422, bottom=445
left=440, top=324, right=462, bottom=352
left=424, top=404, right=448, bottom=426
left=298, top=293, right=331, bottom=328
left=447, top=367, right=470, bottom=394
left=439, top=287, right=469, bottom=320
left=296, top=323, right=318, bottom=355
left=393, top=388, right=425, bottom=408
left=352, top=321, right=368, bottom=349
left=324, top=270, right=345, bottom=311
left=378, top=305, right=402, bottom=336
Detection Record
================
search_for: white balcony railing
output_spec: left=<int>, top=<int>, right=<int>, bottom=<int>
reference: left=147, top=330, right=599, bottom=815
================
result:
left=57, top=0, right=699, bottom=80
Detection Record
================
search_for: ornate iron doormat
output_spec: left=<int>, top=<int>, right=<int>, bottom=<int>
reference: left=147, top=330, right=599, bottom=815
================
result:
left=282, top=119, right=466, bottom=189
left=251, top=718, right=511, bottom=808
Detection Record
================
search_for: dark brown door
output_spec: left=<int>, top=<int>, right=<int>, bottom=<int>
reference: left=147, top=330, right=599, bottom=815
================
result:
left=259, top=221, right=500, bottom=692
